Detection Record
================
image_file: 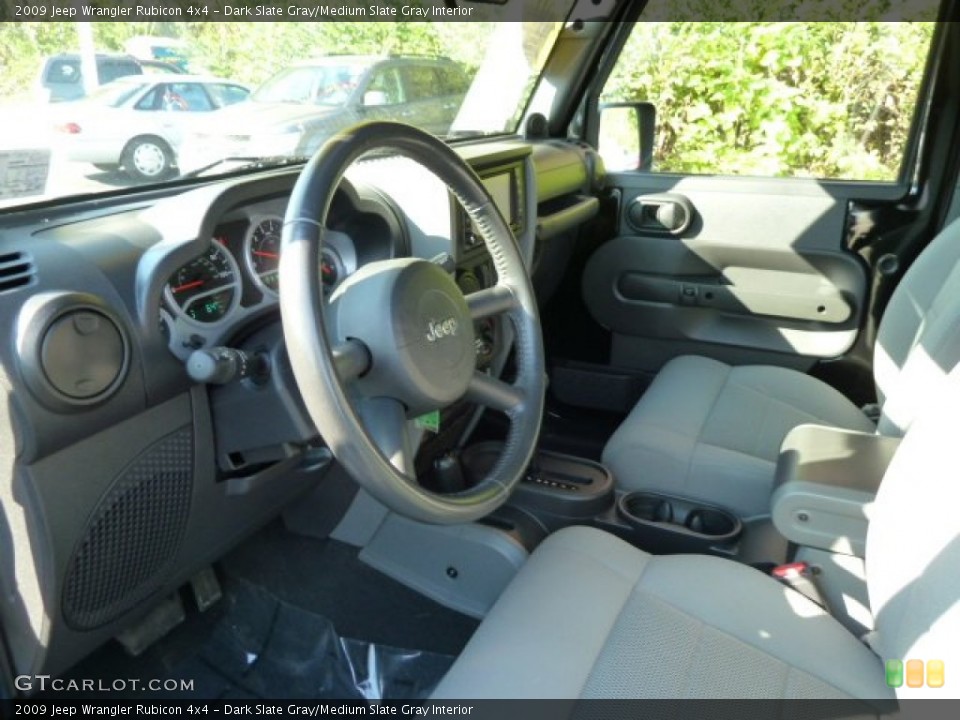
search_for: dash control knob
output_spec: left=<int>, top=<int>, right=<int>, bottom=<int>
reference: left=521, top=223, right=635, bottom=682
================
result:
left=187, top=347, right=268, bottom=385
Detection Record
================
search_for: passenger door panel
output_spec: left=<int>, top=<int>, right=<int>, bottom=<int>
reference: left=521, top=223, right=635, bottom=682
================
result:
left=583, top=173, right=868, bottom=372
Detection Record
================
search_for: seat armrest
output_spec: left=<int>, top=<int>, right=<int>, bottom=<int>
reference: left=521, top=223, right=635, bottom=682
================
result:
left=771, top=425, right=900, bottom=557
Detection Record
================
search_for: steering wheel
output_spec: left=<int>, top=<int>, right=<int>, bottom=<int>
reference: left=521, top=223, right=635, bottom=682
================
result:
left=279, top=121, right=546, bottom=524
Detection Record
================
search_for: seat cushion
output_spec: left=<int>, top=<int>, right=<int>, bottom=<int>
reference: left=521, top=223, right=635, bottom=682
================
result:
left=602, top=356, right=875, bottom=518
left=432, top=526, right=892, bottom=701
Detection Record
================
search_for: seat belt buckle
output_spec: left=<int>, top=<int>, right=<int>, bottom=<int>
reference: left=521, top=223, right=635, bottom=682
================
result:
left=771, top=561, right=832, bottom=613
left=772, top=561, right=809, bottom=580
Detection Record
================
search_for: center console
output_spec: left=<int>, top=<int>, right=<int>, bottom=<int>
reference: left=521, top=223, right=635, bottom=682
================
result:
left=462, top=442, right=614, bottom=523
left=767, top=423, right=901, bottom=635
left=771, top=424, right=899, bottom=557
left=461, top=441, right=743, bottom=558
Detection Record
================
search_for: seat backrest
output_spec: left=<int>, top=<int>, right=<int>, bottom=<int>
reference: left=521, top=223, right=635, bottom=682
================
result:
left=875, top=219, right=960, bottom=436
left=866, top=365, right=960, bottom=699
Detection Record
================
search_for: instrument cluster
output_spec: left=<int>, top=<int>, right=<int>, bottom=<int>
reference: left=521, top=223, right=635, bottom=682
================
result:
left=162, top=214, right=355, bottom=327
left=159, top=195, right=363, bottom=359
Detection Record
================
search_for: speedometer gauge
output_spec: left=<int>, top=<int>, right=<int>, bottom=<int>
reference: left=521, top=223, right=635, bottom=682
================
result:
left=164, top=243, right=241, bottom=324
left=245, top=216, right=283, bottom=295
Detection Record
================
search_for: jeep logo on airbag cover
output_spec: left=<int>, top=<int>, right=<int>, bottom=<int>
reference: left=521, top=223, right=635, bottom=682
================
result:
left=329, top=258, right=476, bottom=414
left=426, top=317, right=458, bottom=343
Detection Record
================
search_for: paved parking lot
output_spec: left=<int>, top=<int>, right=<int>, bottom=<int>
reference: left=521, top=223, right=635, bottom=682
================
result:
left=0, top=98, right=132, bottom=206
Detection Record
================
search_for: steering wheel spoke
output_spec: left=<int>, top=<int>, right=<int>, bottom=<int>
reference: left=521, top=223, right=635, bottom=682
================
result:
left=465, top=283, right=518, bottom=321
left=355, top=396, right=415, bottom=476
left=331, top=339, right=371, bottom=383
left=465, top=371, right=524, bottom=414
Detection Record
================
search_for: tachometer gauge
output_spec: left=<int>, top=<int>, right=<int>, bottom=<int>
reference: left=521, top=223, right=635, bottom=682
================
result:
left=164, top=243, right=241, bottom=324
left=245, top=216, right=283, bottom=295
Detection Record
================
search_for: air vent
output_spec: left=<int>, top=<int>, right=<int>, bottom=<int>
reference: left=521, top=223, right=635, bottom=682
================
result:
left=0, top=251, right=36, bottom=293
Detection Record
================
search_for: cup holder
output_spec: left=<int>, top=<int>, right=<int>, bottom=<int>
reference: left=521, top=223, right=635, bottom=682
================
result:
left=621, top=493, right=673, bottom=523
left=617, top=491, right=742, bottom=553
left=684, top=508, right=737, bottom=536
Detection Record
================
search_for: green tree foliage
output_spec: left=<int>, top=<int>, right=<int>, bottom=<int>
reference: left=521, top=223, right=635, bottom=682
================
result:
left=0, top=19, right=494, bottom=97
left=1, top=17, right=935, bottom=181
left=601, top=22, right=935, bottom=180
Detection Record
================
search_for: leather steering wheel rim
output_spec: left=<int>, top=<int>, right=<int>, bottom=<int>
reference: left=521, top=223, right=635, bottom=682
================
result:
left=279, top=121, right=546, bottom=524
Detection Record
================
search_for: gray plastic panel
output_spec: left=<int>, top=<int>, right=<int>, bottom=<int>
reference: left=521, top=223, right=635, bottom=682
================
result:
left=771, top=425, right=900, bottom=557
left=359, top=514, right=528, bottom=619
left=584, top=174, right=869, bottom=371
left=795, top=547, right=872, bottom=637
left=2, top=388, right=324, bottom=677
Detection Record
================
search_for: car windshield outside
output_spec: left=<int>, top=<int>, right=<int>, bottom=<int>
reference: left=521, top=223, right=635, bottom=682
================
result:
left=0, top=11, right=570, bottom=209
left=253, top=63, right=368, bottom=106
left=85, top=78, right=151, bottom=108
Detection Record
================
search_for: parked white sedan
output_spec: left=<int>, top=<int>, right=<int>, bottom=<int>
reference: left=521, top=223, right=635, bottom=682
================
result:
left=52, top=75, right=249, bottom=181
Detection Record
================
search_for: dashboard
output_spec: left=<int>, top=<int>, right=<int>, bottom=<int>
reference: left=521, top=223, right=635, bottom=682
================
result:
left=0, top=135, right=601, bottom=679
left=157, top=186, right=398, bottom=361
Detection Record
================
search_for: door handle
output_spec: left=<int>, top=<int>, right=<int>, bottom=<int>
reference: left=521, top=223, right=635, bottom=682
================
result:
left=626, top=193, right=694, bottom=235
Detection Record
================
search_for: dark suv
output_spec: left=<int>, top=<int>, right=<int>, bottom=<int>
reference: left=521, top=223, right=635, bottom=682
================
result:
left=177, top=54, right=469, bottom=172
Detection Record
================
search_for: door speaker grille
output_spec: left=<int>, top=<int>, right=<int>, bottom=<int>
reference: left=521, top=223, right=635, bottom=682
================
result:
left=62, top=427, right=193, bottom=630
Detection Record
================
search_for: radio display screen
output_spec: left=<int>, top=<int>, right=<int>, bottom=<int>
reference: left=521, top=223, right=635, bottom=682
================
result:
left=483, top=172, right=514, bottom=225
left=461, top=166, right=521, bottom=252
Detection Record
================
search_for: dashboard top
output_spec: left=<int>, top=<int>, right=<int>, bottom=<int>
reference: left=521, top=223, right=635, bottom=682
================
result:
left=0, top=138, right=562, bottom=461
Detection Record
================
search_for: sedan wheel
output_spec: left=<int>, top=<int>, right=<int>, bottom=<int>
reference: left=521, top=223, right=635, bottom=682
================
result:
left=122, top=137, right=173, bottom=181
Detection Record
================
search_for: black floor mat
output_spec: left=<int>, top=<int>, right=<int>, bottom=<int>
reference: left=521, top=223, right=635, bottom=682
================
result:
left=62, top=524, right=478, bottom=699
left=172, top=578, right=454, bottom=700
left=221, top=522, right=479, bottom=656
left=62, top=578, right=454, bottom=700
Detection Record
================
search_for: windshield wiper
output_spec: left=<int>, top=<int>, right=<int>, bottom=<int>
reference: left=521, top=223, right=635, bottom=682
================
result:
left=178, top=155, right=310, bottom=180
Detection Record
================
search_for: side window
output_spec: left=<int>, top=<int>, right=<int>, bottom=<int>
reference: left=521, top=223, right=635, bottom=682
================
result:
left=400, top=66, right=440, bottom=103
left=44, top=59, right=80, bottom=84
left=364, top=69, right=403, bottom=106
left=98, top=61, right=141, bottom=84
left=207, top=84, right=250, bottom=108
left=163, top=83, right=214, bottom=112
left=134, top=85, right=163, bottom=110
left=439, top=67, right=469, bottom=96
left=600, top=22, right=936, bottom=181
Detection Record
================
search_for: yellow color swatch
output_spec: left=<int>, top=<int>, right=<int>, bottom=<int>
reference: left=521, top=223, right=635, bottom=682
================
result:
left=906, top=659, right=925, bottom=688
left=927, top=660, right=945, bottom=688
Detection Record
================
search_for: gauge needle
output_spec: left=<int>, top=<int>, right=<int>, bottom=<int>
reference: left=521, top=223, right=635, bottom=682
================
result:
left=172, top=280, right=205, bottom=293
left=253, top=250, right=279, bottom=259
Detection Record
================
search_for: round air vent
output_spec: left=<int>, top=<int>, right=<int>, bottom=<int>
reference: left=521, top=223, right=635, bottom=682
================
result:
left=16, top=292, right=130, bottom=411
left=41, top=310, right=124, bottom=399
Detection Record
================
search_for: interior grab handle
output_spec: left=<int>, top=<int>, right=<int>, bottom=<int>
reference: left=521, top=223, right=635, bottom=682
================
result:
left=626, top=193, right=694, bottom=235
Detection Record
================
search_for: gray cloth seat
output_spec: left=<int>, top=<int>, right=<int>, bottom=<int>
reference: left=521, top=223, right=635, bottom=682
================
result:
left=432, top=526, right=891, bottom=700
left=434, top=369, right=960, bottom=699
left=603, top=219, right=960, bottom=518
left=602, top=356, right=875, bottom=517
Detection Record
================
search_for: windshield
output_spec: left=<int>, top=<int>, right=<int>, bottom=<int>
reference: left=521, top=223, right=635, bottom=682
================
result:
left=0, top=13, right=569, bottom=209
